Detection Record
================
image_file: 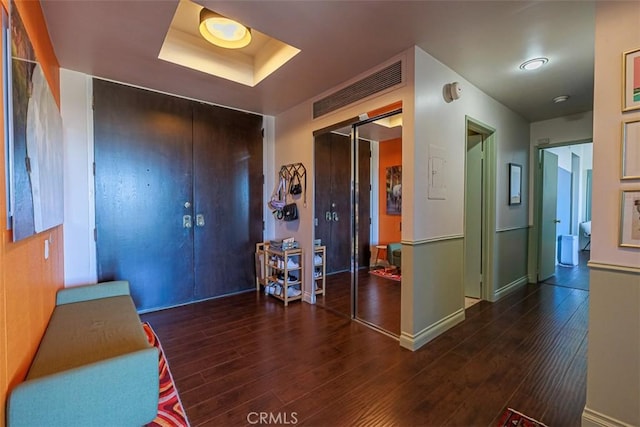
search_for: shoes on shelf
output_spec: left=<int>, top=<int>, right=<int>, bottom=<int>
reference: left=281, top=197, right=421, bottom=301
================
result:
left=272, top=257, right=299, bottom=270
left=266, top=283, right=282, bottom=296
left=276, top=273, right=298, bottom=284
left=313, top=270, right=322, bottom=278
left=314, top=255, right=323, bottom=266
left=287, top=286, right=302, bottom=297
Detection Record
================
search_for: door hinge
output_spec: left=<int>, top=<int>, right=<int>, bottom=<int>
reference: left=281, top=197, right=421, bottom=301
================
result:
left=93, top=162, right=96, bottom=176
left=25, top=157, right=31, bottom=173
left=262, top=221, right=265, bottom=231
left=93, top=228, right=97, bottom=242
left=261, top=128, right=265, bottom=138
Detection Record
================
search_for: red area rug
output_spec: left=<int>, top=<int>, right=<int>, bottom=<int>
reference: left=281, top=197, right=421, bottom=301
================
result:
left=369, top=268, right=401, bottom=282
left=497, top=408, right=547, bottom=427
left=143, top=322, right=190, bottom=427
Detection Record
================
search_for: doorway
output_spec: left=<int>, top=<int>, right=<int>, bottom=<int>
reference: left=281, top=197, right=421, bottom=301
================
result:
left=536, top=142, right=592, bottom=289
left=464, top=119, right=495, bottom=307
left=313, top=108, right=402, bottom=337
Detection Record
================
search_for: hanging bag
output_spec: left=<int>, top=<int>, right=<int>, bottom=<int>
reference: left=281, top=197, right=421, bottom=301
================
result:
left=268, top=175, right=287, bottom=214
left=282, top=201, right=298, bottom=221
left=289, top=169, right=303, bottom=195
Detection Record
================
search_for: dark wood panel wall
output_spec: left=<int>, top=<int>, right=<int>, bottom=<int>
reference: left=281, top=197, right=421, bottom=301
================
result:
left=93, top=80, right=263, bottom=311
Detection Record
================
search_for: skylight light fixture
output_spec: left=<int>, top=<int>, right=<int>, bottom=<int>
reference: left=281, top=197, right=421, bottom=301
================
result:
left=519, top=57, right=549, bottom=71
left=199, top=8, right=252, bottom=49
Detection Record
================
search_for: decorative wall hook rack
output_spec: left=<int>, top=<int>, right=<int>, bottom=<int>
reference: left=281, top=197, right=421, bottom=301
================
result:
left=279, top=163, right=307, bottom=207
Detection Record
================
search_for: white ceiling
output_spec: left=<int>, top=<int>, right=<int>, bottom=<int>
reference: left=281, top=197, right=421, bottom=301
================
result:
left=40, top=0, right=595, bottom=123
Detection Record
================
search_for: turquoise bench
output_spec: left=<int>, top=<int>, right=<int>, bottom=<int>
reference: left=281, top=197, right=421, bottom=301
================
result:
left=6, top=281, right=159, bottom=426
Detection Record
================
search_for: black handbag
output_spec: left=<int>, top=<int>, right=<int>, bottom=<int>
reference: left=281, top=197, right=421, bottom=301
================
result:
left=282, top=202, right=298, bottom=221
left=289, top=170, right=302, bottom=195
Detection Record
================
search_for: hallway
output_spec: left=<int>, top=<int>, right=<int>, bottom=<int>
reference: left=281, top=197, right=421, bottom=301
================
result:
left=542, top=250, right=590, bottom=291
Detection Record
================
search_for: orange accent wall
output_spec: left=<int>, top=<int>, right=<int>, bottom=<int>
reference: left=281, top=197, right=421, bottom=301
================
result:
left=378, top=137, right=402, bottom=244
left=12, top=1, right=60, bottom=106
left=1, top=1, right=63, bottom=425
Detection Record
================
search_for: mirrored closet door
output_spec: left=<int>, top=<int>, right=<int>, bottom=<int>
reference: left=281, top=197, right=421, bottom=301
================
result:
left=313, top=108, right=402, bottom=337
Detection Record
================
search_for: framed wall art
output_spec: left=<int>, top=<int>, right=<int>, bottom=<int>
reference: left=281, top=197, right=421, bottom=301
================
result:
left=386, top=165, right=401, bottom=215
left=619, top=190, right=640, bottom=248
left=622, top=119, right=640, bottom=179
left=508, top=163, right=522, bottom=205
left=623, top=48, right=640, bottom=112
left=7, top=2, right=64, bottom=241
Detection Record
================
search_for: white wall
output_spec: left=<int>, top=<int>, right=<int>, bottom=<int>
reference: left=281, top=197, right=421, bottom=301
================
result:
left=413, top=47, right=530, bottom=237
left=61, top=69, right=96, bottom=286
left=584, top=2, right=640, bottom=426
left=530, top=111, right=593, bottom=146
left=591, top=5, right=640, bottom=268
left=274, top=46, right=530, bottom=348
left=273, top=52, right=414, bottom=304
left=407, top=47, right=531, bottom=346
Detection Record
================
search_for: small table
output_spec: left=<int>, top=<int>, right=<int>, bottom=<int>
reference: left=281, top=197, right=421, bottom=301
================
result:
left=374, top=245, right=388, bottom=267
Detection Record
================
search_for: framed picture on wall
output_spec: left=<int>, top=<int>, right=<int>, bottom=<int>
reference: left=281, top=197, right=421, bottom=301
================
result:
left=385, top=165, right=401, bottom=215
left=2, top=4, right=9, bottom=230
left=7, top=1, right=64, bottom=241
left=508, top=163, right=522, bottom=205
left=619, top=190, right=640, bottom=248
left=622, top=119, right=640, bottom=179
left=623, top=48, right=640, bottom=112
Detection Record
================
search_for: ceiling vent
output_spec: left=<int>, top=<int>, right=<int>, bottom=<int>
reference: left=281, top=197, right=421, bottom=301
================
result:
left=313, top=61, right=402, bottom=119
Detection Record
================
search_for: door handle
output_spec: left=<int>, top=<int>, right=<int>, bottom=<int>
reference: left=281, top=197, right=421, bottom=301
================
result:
left=183, top=215, right=192, bottom=228
left=196, top=214, right=205, bottom=227
left=326, top=211, right=333, bottom=222
left=553, top=219, right=561, bottom=224
left=332, top=212, right=339, bottom=222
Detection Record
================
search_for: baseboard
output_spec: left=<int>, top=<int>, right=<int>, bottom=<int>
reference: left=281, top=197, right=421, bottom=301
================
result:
left=582, top=407, right=634, bottom=427
left=492, top=275, right=529, bottom=302
left=399, top=308, right=464, bottom=351
left=302, top=291, right=314, bottom=304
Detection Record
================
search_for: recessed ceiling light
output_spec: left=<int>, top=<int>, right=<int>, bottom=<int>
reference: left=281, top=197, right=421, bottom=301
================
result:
left=519, top=57, right=549, bottom=71
left=199, top=8, right=252, bottom=49
left=553, top=95, right=570, bottom=103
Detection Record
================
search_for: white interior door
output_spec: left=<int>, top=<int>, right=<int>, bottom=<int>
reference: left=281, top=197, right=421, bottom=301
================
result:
left=464, top=134, right=483, bottom=298
left=539, top=150, right=559, bottom=281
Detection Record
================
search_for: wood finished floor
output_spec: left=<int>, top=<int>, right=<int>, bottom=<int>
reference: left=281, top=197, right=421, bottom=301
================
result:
left=141, top=282, right=588, bottom=426
left=542, top=250, right=590, bottom=291
left=318, top=269, right=401, bottom=335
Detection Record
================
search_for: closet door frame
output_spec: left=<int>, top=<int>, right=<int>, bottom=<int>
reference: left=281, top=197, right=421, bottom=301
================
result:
left=312, top=108, right=402, bottom=321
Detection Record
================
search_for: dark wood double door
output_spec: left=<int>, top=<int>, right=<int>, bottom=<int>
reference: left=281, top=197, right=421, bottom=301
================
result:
left=93, top=80, right=263, bottom=311
left=314, top=132, right=370, bottom=275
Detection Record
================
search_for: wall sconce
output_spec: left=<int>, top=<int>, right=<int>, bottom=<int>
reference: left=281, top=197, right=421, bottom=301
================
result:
left=443, top=82, right=462, bottom=103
